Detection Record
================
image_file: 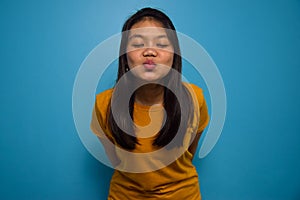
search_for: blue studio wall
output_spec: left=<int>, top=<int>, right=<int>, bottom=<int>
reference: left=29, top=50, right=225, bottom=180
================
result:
left=1, top=0, right=299, bottom=199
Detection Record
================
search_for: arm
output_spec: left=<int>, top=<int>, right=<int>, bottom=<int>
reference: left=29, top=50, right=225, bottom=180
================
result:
left=186, top=84, right=209, bottom=160
left=90, top=107, right=120, bottom=167
left=97, top=137, right=121, bottom=167
left=188, top=131, right=203, bottom=160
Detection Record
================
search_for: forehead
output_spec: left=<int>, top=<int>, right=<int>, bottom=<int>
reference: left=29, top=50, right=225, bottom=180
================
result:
left=129, top=19, right=167, bottom=38
left=131, top=18, right=164, bottom=29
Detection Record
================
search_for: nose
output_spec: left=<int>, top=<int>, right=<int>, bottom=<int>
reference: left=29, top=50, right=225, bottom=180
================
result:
left=143, top=48, right=157, bottom=57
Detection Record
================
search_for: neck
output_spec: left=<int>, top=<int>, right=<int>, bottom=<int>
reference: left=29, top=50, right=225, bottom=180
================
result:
left=135, top=84, right=164, bottom=106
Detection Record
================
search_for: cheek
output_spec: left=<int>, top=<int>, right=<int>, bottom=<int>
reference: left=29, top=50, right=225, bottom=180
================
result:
left=163, top=53, right=174, bottom=66
left=127, top=51, right=140, bottom=66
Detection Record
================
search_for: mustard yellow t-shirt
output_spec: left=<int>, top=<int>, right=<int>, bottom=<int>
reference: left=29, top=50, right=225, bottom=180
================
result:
left=91, top=83, right=209, bottom=200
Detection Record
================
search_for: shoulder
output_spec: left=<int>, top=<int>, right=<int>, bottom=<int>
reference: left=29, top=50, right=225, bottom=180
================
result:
left=90, top=89, right=114, bottom=140
left=183, top=82, right=210, bottom=133
left=95, top=88, right=114, bottom=110
left=182, top=82, right=205, bottom=107
left=96, top=88, right=114, bottom=101
left=94, top=88, right=114, bottom=126
left=92, top=88, right=114, bottom=138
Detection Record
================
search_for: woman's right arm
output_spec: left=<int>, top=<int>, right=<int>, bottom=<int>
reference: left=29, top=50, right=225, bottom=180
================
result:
left=97, top=136, right=121, bottom=167
left=90, top=107, right=121, bottom=167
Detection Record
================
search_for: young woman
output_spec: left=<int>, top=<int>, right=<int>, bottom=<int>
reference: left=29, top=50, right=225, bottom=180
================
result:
left=91, top=7, right=209, bottom=200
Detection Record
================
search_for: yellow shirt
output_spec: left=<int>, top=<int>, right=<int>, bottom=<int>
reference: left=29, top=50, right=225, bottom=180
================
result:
left=91, top=83, right=209, bottom=200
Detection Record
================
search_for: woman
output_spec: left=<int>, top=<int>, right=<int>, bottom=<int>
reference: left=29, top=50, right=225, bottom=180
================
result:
left=91, top=7, right=209, bottom=200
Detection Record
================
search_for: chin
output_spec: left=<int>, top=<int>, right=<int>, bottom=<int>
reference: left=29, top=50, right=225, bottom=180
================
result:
left=138, top=75, right=161, bottom=82
left=144, top=72, right=172, bottom=82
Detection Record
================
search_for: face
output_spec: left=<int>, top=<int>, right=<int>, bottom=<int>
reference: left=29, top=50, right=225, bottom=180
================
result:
left=126, top=19, right=174, bottom=82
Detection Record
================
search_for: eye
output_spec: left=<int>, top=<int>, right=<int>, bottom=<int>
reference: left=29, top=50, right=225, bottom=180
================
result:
left=131, top=43, right=144, bottom=48
left=156, top=43, right=169, bottom=48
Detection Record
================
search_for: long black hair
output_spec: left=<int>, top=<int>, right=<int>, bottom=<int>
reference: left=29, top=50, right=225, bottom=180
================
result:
left=108, top=7, right=195, bottom=150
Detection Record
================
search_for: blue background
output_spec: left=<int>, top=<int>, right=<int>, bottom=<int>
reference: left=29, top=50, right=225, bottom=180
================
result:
left=1, top=0, right=299, bottom=199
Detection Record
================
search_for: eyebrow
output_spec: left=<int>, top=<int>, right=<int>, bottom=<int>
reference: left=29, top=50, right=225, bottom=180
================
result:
left=128, top=34, right=168, bottom=40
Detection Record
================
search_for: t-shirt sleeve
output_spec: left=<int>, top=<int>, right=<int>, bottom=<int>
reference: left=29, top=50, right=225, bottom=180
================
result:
left=197, top=96, right=209, bottom=133
left=90, top=89, right=115, bottom=142
left=188, top=83, right=210, bottom=133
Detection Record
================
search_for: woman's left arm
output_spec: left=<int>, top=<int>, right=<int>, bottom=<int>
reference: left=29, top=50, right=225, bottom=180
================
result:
left=188, top=131, right=203, bottom=160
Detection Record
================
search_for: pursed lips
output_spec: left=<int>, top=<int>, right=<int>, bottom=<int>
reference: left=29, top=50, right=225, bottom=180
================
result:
left=143, top=60, right=156, bottom=70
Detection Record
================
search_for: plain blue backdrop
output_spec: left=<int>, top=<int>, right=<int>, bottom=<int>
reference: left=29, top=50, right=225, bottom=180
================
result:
left=1, top=0, right=299, bottom=199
